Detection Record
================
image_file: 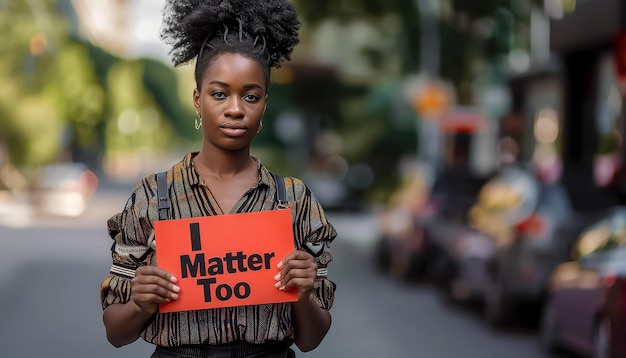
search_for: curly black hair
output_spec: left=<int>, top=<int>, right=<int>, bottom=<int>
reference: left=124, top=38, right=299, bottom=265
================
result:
left=160, top=0, right=300, bottom=88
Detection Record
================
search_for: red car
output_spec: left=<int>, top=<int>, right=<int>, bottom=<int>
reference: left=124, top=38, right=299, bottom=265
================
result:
left=540, top=206, right=626, bottom=358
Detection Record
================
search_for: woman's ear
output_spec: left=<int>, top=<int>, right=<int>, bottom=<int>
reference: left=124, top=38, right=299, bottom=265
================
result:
left=193, top=88, right=201, bottom=113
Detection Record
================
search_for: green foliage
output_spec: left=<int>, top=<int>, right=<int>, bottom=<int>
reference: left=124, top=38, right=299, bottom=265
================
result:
left=291, top=0, right=528, bottom=203
left=104, top=60, right=174, bottom=155
left=346, top=81, right=417, bottom=201
left=81, top=40, right=196, bottom=141
left=44, top=43, right=105, bottom=148
left=253, top=83, right=295, bottom=148
left=293, top=0, right=400, bottom=23
left=81, top=39, right=121, bottom=80
left=451, top=0, right=501, bottom=18
left=0, top=0, right=70, bottom=169
left=0, top=1, right=196, bottom=173
left=141, top=58, right=196, bottom=139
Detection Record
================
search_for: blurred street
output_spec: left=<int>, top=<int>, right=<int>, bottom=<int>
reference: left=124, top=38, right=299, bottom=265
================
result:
left=0, top=185, right=556, bottom=358
left=3, top=1, right=626, bottom=357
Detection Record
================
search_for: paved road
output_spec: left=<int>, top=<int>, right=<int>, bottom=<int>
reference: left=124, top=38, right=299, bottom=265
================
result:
left=0, top=189, right=559, bottom=358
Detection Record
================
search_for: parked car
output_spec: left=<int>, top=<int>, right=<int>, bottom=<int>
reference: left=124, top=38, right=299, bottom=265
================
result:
left=420, top=165, right=489, bottom=289
left=374, top=163, right=434, bottom=281
left=31, top=162, right=98, bottom=217
left=447, top=166, right=589, bottom=327
left=434, top=166, right=537, bottom=303
left=540, top=206, right=626, bottom=358
left=445, top=225, right=496, bottom=302
left=482, top=181, right=583, bottom=326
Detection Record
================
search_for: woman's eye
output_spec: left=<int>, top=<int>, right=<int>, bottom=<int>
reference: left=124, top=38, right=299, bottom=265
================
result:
left=211, top=91, right=226, bottom=99
left=243, top=94, right=260, bottom=102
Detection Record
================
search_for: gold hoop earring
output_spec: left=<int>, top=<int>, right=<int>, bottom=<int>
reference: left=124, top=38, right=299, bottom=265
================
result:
left=256, top=121, right=263, bottom=134
left=195, top=113, right=202, bottom=130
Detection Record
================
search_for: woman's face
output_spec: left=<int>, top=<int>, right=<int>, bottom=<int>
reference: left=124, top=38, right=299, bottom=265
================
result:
left=193, top=53, right=267, bottom=152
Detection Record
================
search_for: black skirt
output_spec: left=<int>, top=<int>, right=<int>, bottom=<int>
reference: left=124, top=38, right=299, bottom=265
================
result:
left=150, top=340, right=295, bottom=358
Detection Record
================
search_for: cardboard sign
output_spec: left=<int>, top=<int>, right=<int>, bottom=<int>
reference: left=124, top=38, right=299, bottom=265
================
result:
left=154, top=209, right=297, bottom=313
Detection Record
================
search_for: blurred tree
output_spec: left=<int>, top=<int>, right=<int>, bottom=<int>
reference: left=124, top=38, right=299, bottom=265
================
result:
left=0, top=0, right=77, bottom=172
left=451, top=0, right=500, bottom=17
left=104, top=60, right=173, bottom=154
left=0, top=0, right=196, bottom=178
left=293, top=0, right=421, bottom=74
left=44, top=42, right=105, bottom=158
left=346, top=79, right=418, bottom=202
left=290, top=0, right=538, bottom=203
left=293, top=0, right=519, bottom=87
left=141, top=58, right=196, bottom=139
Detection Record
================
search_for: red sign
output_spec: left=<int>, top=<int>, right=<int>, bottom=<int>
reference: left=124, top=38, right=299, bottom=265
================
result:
left=154, top=209, right=298, bottom=313
left=439, top=108, right=489, bottom=133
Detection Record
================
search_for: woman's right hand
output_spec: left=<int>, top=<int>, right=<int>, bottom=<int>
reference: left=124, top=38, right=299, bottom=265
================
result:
left=131, top=266, right=180, bottom=315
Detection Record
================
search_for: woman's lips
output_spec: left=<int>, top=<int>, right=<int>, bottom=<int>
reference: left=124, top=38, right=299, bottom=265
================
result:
left=219, top=123, right=248, bottom=137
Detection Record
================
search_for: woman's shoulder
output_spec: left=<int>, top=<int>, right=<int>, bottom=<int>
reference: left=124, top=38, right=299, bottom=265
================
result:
left=282, top=175, right=304, bottom=187
left=130, top=172, right=160, bottom=198
left=277, top=175, right=311, bottom=202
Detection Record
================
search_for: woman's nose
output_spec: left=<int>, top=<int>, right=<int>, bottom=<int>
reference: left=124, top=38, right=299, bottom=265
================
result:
left=224, top=97, right=244, bottom=117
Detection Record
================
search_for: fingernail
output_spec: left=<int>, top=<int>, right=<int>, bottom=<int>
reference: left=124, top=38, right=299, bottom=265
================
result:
left=171, top=293, right=178, bottom=300
left=172, top=285, right=180, bottom=292
left=170, top=276, right=178, bottom=283
left=277, top=261, right=283, bottom=269
left=274, top=273, right=281, bottom=280
left=274, top=282, right=281, bottom=288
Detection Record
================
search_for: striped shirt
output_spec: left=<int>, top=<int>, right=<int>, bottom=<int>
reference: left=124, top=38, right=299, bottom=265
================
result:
left=100, top=151, right=337, bottom=346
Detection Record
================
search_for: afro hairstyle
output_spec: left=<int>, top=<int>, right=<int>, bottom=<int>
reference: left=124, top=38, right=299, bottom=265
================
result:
left=160, top=0, right=301, bottom=70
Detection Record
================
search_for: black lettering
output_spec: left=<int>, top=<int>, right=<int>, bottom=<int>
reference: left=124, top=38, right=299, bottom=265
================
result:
left=216, top=284, right=232, bottom=301
left=263, top=252, right=275, bottom=269
left=184, top=251, right=275, bottom=280
left=180, top=253, right=206, bottom=278
left=190, top=223, right=202, bottom=251
left=234, top=251, right=247, bottom=272
left=234, top=282, right=250, bottom=299
left=197, top=278, right=216, bottom=302
left=207, top=257, right=224, bottom=275
left=248, top=254, right=263, bottom=270
left=224, top=252, right=237, bottom=273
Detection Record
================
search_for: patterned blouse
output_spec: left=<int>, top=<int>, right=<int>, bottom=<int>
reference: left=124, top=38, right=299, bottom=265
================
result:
left=100, top=151, right=337, bottom=347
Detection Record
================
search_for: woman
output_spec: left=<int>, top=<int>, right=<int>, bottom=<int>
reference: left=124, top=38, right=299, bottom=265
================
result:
left=99, top=1, right=337, bottom=357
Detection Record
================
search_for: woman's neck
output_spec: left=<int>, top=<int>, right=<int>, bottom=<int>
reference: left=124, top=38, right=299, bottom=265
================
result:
left=194, top=146, right=255, bottom=179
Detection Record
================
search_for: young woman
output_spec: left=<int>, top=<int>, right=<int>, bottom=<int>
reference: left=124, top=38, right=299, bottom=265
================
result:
left=99, top=1, right=336, bottom=357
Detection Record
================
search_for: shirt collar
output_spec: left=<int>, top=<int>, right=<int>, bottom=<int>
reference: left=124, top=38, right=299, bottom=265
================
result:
left=255, top=155, right=274, bottom=189
left=184, top=151, right=201, bottom=187
left=184, top=151, right=273, bottom=188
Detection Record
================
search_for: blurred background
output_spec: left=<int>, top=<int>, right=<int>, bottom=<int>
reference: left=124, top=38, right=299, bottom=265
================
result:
left=2, top=0, right=626, bottom=357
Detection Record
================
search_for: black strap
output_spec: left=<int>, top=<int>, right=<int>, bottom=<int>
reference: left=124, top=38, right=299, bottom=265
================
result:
left=157, top=170, right=284, bottom=219
left=129, top=172, right=168, bottom=265
left=157, top=171, right=169, bottom=220
left=271, top=172, right=287, bottom=208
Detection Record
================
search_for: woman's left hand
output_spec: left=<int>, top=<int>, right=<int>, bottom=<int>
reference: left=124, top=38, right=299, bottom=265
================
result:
left=275, top=250, right=317, bottom=301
